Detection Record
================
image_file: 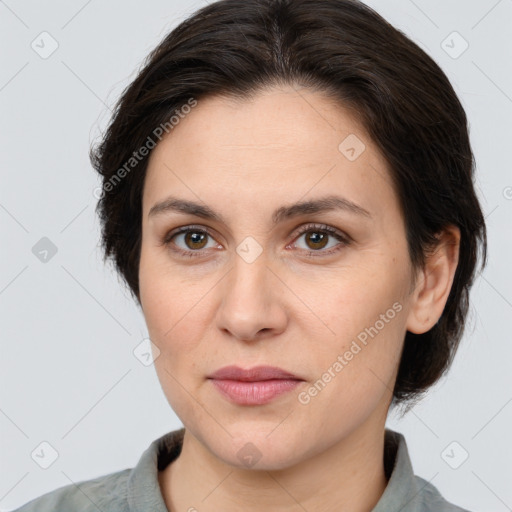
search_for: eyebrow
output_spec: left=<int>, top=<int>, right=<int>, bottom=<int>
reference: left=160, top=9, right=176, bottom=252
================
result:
left=148, top=195, right=372, bottom=224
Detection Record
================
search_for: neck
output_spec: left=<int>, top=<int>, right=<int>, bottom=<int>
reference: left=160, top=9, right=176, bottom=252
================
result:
left=159, top=418, right=389, bottom=512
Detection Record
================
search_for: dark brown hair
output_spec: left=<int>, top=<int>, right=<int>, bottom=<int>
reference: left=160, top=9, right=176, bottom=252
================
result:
left=90, top=0, right=487, bottom=410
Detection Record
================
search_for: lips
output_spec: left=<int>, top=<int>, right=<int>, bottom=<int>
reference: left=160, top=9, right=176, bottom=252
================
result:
left=208, top=365, right=302, bottom=382
left=207, top=365, right=304, bottom=405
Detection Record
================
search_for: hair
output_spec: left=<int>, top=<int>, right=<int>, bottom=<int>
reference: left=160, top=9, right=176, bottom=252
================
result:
left=90, top=0, right=487, bottom=411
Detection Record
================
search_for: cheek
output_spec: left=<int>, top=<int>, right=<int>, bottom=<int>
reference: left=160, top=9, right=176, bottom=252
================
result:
left=296, top=257, right=407, bottom=402
left=139, top=246, right=206, bottom=345
left=138, top=257, right=222, bottom=414
left=139, top=257, right=208, bottom=414
left=300, top=255, right=407, bottom=346
left=296, top=312, right=404, bottom=439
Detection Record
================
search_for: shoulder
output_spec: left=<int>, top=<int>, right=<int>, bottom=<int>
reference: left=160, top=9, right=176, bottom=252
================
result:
left=11, top=468, right=132, bottom=511
left=380, top=429, right=473, bottom=512
left=413, top=474, right=473, bottom=512
left=10, top=428, right=185, bottom=512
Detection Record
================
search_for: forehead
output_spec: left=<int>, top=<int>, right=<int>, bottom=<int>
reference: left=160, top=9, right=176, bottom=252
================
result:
left=143, top=86, right=397, bottom=224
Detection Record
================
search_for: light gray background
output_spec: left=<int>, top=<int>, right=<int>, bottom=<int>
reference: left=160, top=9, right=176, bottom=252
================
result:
left=1, top=0, right=511, bottom=510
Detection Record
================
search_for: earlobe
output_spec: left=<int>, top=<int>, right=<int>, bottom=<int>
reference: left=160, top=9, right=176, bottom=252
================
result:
left=405, top=225, right=460, bottom=334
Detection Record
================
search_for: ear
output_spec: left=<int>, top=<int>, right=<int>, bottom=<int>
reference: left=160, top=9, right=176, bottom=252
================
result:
left=405, top=225, right=460, bottom=334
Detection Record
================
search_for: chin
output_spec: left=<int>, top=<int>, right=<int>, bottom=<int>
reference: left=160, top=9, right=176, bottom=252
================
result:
left=202, top=425, right=311, bottom=471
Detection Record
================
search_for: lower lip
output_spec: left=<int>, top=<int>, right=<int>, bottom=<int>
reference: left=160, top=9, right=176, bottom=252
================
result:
left=209, top=379, right=302, bottom=405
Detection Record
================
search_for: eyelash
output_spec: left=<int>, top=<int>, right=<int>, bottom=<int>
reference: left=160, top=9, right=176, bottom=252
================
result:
left=161, top=223, right=351, bottom=259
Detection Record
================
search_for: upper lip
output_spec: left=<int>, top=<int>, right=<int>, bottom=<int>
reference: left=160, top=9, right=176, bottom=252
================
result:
left=208, top=365, right=303, bottom=382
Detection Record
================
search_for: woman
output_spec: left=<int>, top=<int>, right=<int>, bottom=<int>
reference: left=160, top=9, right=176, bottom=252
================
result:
left=14, top=0, right=487, bottom=510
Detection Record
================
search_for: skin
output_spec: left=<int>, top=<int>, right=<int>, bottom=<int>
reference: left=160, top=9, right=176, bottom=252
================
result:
left=138, top=84, right=460, bottom=512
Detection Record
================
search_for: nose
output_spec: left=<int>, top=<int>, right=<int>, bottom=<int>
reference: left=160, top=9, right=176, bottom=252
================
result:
left=215, top=251, right=288, bottom=342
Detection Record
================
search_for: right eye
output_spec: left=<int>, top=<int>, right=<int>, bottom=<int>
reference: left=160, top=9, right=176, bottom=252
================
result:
left=162, top=226, right=222, bottom=257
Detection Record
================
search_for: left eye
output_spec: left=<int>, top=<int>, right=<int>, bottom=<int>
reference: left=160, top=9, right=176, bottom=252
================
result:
left=292, top=228, right=347, bottom=253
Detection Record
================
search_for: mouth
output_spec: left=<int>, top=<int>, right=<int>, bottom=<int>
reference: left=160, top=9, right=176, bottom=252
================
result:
left=207, top=365, right=304, bottom=405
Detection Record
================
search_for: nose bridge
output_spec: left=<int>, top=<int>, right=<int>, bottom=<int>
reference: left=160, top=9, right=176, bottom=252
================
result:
left=215, top=245, right=286, bottom=340
left=226, top=249, right=272, bottom=314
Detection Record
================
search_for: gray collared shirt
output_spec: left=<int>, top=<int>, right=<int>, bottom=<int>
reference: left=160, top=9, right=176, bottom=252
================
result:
left=13, top=428, right=472, bottom=511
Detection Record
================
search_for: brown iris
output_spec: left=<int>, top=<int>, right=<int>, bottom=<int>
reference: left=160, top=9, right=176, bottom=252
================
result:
left=305, top=231, right=329, bottom=250
left=185, top=231, right=208, bottom=250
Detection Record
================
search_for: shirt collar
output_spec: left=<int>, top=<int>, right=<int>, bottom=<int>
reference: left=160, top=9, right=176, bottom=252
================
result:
left=127, top=427, right=185, bottom=511
left=372, top=428, right=423, bottom=511
left=126, top=427, right=421, bottom=512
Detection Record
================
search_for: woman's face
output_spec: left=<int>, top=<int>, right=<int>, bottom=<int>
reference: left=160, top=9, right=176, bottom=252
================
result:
left=139, top=85, right=416, bottom=469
